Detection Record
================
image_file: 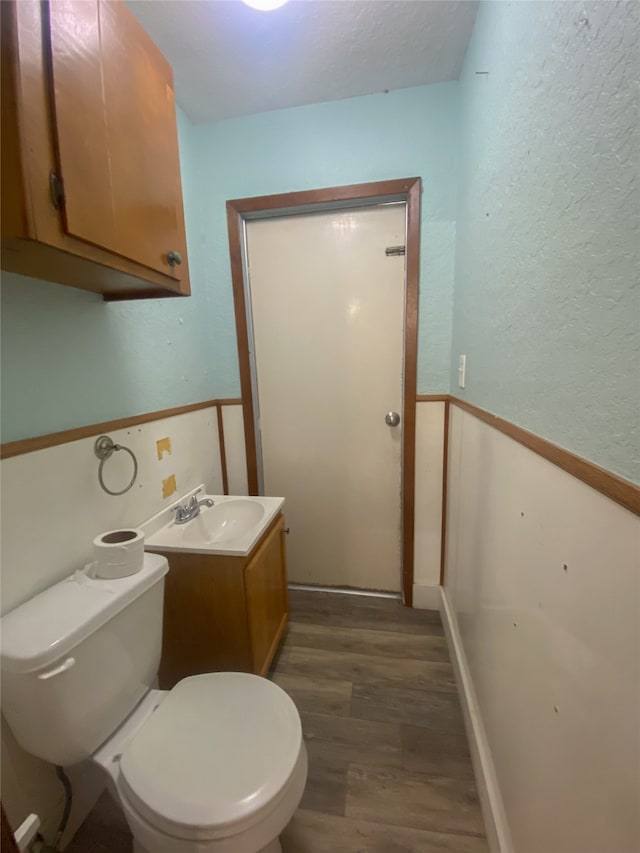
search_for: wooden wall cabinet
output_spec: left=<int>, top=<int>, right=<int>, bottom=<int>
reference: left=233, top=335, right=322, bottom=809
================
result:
left=157, top=514, right=289, bottom=689
left=1, top=0, right=191, bottom=300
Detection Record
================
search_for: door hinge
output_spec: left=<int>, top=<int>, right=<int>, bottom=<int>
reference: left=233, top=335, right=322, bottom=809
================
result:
left=49, top=170, right=65, bottom=209
left=385, top=245, right=405, bottom=256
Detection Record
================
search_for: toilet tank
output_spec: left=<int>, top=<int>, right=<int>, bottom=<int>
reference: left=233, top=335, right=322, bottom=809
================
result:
left=1, top=552, right=169, bottom=766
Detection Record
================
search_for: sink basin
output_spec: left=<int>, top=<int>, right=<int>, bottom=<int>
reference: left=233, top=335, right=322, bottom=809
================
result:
left=182, top=499, right=265, bottom=546
left=143, top=493, right=285, bottom=557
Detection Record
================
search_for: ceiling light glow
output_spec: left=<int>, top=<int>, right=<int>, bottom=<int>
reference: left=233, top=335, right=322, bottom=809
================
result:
left=241, top=0, right=289, bottom=10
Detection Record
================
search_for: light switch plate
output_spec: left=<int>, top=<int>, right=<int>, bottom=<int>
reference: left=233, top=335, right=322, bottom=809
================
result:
left=458, top=354, right=466, bottom=388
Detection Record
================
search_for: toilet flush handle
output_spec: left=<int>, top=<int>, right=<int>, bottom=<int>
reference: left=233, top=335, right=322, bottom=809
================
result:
left=38, top=657, right=76, bottom=680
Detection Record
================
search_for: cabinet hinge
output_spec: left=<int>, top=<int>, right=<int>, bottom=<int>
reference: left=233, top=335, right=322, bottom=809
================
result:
left=49, top=171, right=65, bottom=210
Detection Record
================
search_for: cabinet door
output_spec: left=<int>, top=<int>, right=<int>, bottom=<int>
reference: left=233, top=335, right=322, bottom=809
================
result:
left=245, top=516, right=289, bottom=675
left=159, top=551, right=252, bottom=689
left=47, top=0, right=188, bottom=284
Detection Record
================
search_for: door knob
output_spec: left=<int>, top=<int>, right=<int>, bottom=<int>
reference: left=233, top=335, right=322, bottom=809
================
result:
left=385, top=411, right=401, bottom=427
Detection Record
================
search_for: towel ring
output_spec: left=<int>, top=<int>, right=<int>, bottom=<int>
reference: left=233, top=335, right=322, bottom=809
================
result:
left=94, top=435, right=138, bottom=496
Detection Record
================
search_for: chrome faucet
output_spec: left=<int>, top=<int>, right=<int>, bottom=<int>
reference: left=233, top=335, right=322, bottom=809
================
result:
left=171, top=493, right=214, bottom=524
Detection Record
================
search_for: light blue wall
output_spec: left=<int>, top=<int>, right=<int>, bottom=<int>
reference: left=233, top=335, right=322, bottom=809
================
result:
left=1, top=85, right=460, bottom=443
left=0, top=110, right=221, bottom=442
left=4, top=9, right=638, bottom=483
left=451, top=0, right=640, bottom=483
left=190, top=83, right=460, bottom=397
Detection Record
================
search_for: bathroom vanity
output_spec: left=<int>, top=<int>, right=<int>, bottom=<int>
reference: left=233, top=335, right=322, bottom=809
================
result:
left=152, top=512, right=288, bottom=688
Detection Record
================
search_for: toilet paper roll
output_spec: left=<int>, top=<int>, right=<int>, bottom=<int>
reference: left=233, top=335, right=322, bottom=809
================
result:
left=93, top=528, right=145, bottom=579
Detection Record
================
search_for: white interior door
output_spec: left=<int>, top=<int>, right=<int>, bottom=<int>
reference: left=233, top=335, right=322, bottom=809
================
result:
left=246, top=205, right=405, bottom=591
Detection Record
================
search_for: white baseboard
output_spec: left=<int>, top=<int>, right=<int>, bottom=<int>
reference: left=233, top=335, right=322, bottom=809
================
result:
left=439, top=587, right=513, bottom=853
left=411, top=583, right=441, bottom=610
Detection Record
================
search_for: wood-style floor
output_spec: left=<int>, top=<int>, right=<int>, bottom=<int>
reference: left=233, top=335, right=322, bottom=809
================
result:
left=66, top=589, right=487, bottom=852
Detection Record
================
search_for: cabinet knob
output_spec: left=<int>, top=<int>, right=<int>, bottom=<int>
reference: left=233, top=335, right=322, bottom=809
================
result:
left=167, top=250, right=183, bottom=267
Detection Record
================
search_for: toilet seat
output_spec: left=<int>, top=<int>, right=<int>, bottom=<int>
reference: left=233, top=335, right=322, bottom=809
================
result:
left=117, top=673, right=303, bottom=842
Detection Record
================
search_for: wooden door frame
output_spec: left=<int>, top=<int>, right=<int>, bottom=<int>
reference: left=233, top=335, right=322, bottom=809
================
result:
left=226, top=177, right=421, bottom=606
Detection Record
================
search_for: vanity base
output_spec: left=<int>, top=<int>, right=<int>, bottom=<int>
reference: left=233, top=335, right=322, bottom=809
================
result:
left=154, top=514, right=288, bottom=688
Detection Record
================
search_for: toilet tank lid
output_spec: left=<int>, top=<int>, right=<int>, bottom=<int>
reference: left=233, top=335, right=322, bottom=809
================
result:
left=0, top=553, right=168, bottom=674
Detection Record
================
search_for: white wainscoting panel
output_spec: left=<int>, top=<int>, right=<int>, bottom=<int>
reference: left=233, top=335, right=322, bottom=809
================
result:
left=221, top=404, right=248, bottom=495
left=444, top=404, right=640, bottom=853
left=412, top=401, right=445, bottom=608
left=1, top=406, right=222, bottom=614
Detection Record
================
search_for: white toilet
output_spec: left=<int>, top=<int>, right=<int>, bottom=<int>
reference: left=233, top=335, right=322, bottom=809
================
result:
left=0, top=553, right=307, bottom=852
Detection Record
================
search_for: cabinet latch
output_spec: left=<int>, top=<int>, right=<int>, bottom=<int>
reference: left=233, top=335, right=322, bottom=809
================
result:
left=49, top=170, right=65, bottom=209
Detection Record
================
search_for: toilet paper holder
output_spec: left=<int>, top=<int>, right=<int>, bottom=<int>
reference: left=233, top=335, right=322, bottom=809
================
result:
left=94, top=435, right=138, bottom=496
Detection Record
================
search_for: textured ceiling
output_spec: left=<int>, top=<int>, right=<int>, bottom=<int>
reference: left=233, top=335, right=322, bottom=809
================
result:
left=127, top=0, right=478, bottom=124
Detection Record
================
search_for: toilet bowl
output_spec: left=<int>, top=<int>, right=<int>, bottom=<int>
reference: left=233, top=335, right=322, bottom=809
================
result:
left=0, top=554, right=307, bottom=853
left=93, top=673, right=308, bottom=853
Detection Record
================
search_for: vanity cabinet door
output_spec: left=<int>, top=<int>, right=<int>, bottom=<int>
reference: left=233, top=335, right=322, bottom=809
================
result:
left=158, top=551, right=252, bottom=690
left=245, top=516, right=289, bottom=676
